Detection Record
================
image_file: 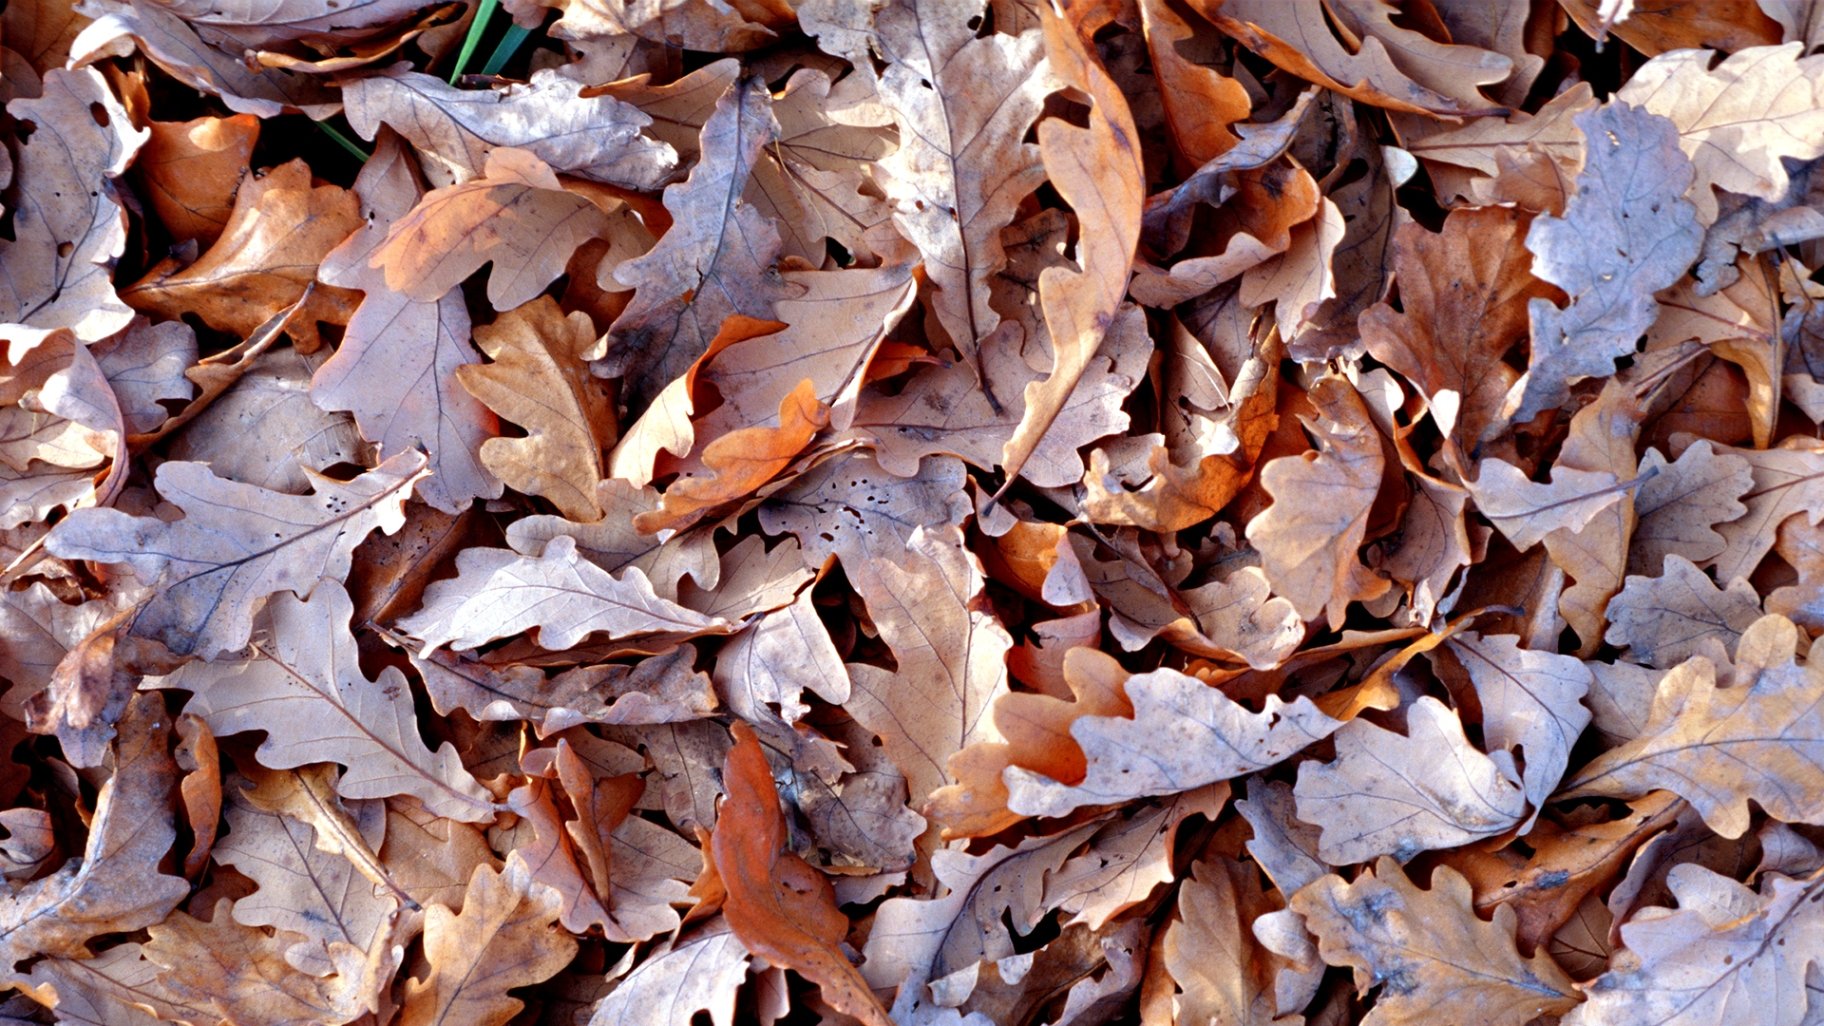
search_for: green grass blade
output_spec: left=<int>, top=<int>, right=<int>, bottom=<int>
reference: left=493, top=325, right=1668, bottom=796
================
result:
left=317, top=120, right=372, bottom=162
left=449, top=0, right=500, bottom=84
left=480, top=23, right=534, bottom=77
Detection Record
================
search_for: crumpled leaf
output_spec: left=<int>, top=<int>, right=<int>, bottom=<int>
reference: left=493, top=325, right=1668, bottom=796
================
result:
left=0, top=67, right=146, bottom=345
left=45, top=451, right=426, bottom=658
left=712, top=722, right=893, bottom=1026
left=585, top=919, right=752, bottom=1026
left=137, top=113, right=259, bottom=246
left=1291, top=858, right=1580, bottom=1026
left=1563, top=613, right=1824, bottom=838
left=123, top=158, right=361, bottom=351
left=0, top=694, right=188, bottom=972
left=1506, top=102, right=1704, bottom=423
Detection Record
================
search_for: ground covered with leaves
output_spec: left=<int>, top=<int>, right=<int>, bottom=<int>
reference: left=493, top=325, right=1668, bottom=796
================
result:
left=2, top=0, right=1824, bottom=1023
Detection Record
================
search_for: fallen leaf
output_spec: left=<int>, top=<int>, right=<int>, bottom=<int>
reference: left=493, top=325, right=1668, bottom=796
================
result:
left=401, top=854, right=578, bottom=1026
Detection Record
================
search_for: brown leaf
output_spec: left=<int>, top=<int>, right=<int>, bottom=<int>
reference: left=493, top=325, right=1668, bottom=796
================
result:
left=1292, top=858, right=1579, bottom=1026
left=639, top=377, right=828, bottom=534
left=400, top=853, right=578, bottom=1026
left=123, top=159, right=362, bottom=351
left=45, top=450, right=426, bottom=657
left=585, top=918, right=752, bottom=1026
left=136, top=113, right=258, bottom=246
left=712, top=722, right=892, bottom=1026
left=1563, top=613, right=1824, bottom=838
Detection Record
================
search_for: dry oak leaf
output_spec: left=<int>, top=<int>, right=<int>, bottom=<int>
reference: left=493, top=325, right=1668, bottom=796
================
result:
left=712, top=722, right=893, bottom=1026
left=401, top=853, right=579, bottom=1026
left=0, top=67, right=146, bottom=346
left=1628, top=439, right=1754, bottom=576
left=459, top=296, right=614, bottom=522
left=584, top=919, right=752, bottom=1026
left=1244, top=374, right=1389, bottom=628
left=1562, top=0, right=1783, bottom=56
left=159, top=583, right=497, bottom=823
left=1294, top=695, right=1527, bottom=864
left=1001, top=6, right=1145, bottom=491
left=343, top=66, right=676, bottom=191
left=1463, top=457, right=1633, bottom=552
left=1561, top=864, right=1824, bottom=1026
left=527, top=0, right=790, bottom=53
left=1002, top=663, right=1343, bottom=820
left=505, top=478, right=721, bottom=598
left=1563, top=613, right=1824, bottom=839
left=929, top=646, right=1136, bottom=840
left=368, top=145, right=613, bottom=312
left=866, top=0, right=1055, bottom=371
left=1709, top=438, right=1824, bottom=583
left=0, top=694, right=188, bottom=972
left=44, top=450, right=427, bottom=658
left=1442, top=632, right=1594, bottom=826
left=1359, top=206, right=1554, bottom=451
left=599, top=75, right=785, bottom=412
left=122, top=158, right=362, bottom=352
left=141, top=899, right=387, bottom=1026
left=1155, top=856, right=1304, bottom=1026
left=1291, top=858, right=1580, bottom=1026
left=1137, top=0, right=1252, bottom=167
left=1403, top=82, right=1596, bottom=198
left=137, top=112, right=259, bottom=246
left=1505, top=102, right=1704, bottom=423
left=1604, top=554, right=1764, bottom=668
left=1194, top=0, right=1509, bottom=118
left=70, top=0, right=342, bottom=118
left=1044, top=784, right=1229, bottom=932
left=211, top=779, right=398, bottom=976
left=862, top=818, right=1103, bottom=1012
left=639, top=378, right=829, bottom=534
left=845, top=524, right=1014, bottom=806
left=398, top=535, right=731, bottom=654
left=313, top=131, right=501, bottom=515
left=1616, top=43, right=1824, bottom=224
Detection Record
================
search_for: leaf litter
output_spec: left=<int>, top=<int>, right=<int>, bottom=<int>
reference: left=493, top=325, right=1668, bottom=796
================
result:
left=2, top=1, right=1824, bottom=1025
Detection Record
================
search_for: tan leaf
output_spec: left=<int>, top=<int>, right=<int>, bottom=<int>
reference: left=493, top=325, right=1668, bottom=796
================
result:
left=1709, top=439, right=1824, bottom=583
left=1157, top=856, right=1303, bottom=1026
left=1605, top=555, right=1763, bottom=668
left=137, top=113, right=258, bottom=246
left=313, top=132, right=502, bottom=514
left=122, top=159, right=362, bottom=351
left=1244, top=375, right=1388, bottom=628
left=1291, top=858, right=1579, bottom=1026
left=586, top=919, right=752, bottom=1026
left=1563, top=613, right=1824, bottom=838
left=211, top=778, right=398, bottom=975
left=400, top=853, right=578, bottom=1026
left=1464, top=458, right=1632, bottom=552
left=1193, top=0, right=1508, bottom=117
left=1506, top=103, right=1704, bottom=422
left=459, top=296, right=614, bottom=522
left=1004, top=664, right=1343, bottom=820
left=1138, top=0, right=1251, bottom=167
left=1360, top=206, right=1553, bottom=450
left=1629, top=440, right=1754, bottom=575
left=400, top=537, right=730, bottom=653
left=343, top=67, right=675, bottom=190
left=1001, top=7, right=1144, bottom=489
left=1563, top=864, right=1824, bottom=1026
left=599, top=76, right=786, bottom=410
left=868, top=0, right=1056, bottom=371
left=0, top=693, right=188, bottom=971
left=713, top=722, right=893, bottom=1026
left=0, top=67, right=146, bottom=344
left=1045, top=785, right=1228, bottom=931
left=846, top=525, right=1013, bottom=805
left=505, top=478, right=720, bottom=599
left=367, top=146, right=613, bottom=312
left=45, top=451, right=425, bottom=658
left=527, top=0, right=789, bottom=52
left=1441, top=633, right=1593, bottom=823
left=1294, top=696, right=1526, bottom=864
left=639, top=378, right=828, bottom=534
left=714, top=584, right=851, bottom=724
left=1617, top=43, right=1824, bottom=223
left=165, top=347, right=368, bottom=494
left=161, top=583, right=496, bottom=822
